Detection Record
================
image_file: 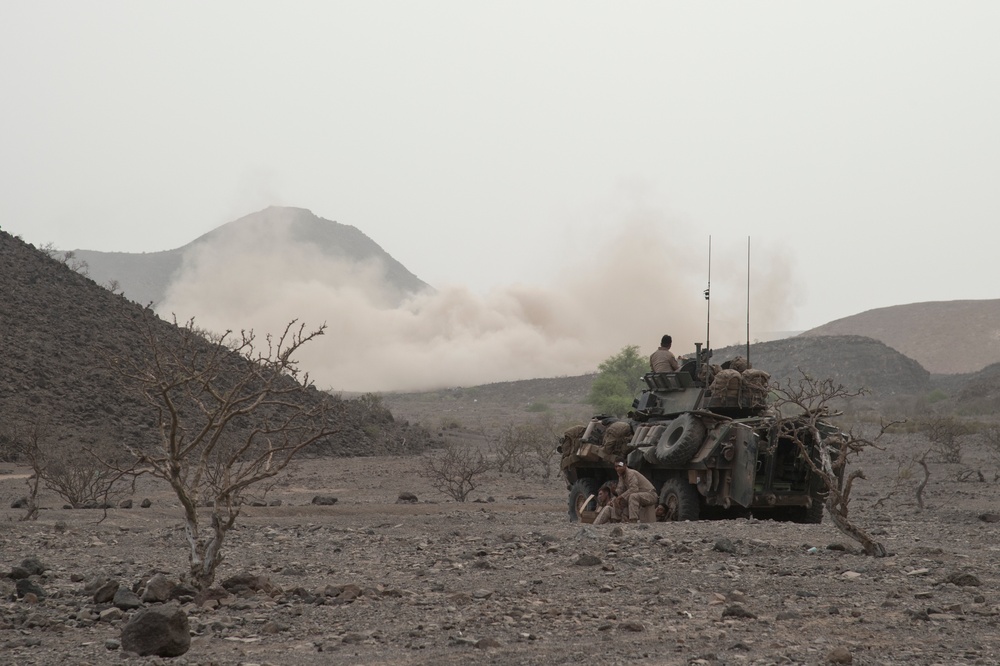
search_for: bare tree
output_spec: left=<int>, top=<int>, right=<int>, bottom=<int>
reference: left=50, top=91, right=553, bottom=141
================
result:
left=977, top=424, right=1000, bottom=479
left=921, top=415, right=971, bottom=464
left=1, top=421, right=47, bottom=521
left=771, top=372, right=902, bottom=557
left=104, top=309, right=341, bottom=591
left=1, top=420, right=132, bottom=518
left=484, top=419, right=560, bottom=480
left=914, top=449, right=931, bottom=510
left=421, top=442, right=491, bottom=502
left=43, top=438, right=135, bottom=509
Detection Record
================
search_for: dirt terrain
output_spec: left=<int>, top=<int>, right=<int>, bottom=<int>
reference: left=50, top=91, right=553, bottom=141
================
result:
left=4, top=428, right=1000, bottom=666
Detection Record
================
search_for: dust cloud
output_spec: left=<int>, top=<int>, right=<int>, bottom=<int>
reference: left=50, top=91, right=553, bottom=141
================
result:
left=160, top=220, right=796, bottom=393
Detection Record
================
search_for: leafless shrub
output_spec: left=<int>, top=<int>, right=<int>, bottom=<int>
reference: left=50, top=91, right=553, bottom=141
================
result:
left=485, top=418, right=560, bottom=480
left=920, top=415, right=972, bottom=463
left=43, top=439, right=135, bottom=509
left=914, top=449, right=931, bottom=510
left=874, top=447, right=932, bottom=511
left=979, top=424, right=1000, bottom=474
left=771, top=371, right=902, bottom=557
left=0, top=421, right=48, bottom=521
left=956, top=468, right=985, bottom=483
left=60, top=250, right=90, bottom=276
left=102, top=308, right=341, bottom=590
left=420, top=442, right=491, bottom=502
left=1, top=421, right=133, bottom=518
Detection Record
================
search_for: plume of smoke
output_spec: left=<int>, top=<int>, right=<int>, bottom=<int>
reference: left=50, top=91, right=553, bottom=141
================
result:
left=160, top=215, right=796, bottom=392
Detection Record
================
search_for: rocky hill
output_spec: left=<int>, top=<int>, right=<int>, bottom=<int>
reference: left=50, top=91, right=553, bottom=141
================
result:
left=800, top=300, right=1000, bottom=375
left=70, top=206, right=431, bottom=307
left=713, top=335, right=931, bottom=397
left=0, top=229, right=429, bottom=457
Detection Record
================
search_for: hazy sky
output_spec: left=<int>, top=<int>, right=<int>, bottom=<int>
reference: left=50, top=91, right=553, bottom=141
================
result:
left=3, top=2, right=999, bottom=341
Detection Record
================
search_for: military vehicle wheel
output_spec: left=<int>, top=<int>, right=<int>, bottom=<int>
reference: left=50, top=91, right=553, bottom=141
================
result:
left=658, top=477, right=700, bottom=521
left=651, top=414, right=706, bottom=466
left=791, top=496, right=824, bottom=524
left=568, top=478, right=600, bottom=522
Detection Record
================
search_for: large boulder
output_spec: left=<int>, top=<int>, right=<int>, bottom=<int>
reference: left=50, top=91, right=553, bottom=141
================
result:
left=120, top=605, right=191, bottom=657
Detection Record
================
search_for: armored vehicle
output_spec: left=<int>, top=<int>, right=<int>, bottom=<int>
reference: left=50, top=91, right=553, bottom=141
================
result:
left=560, top=344, right=833, bottom=523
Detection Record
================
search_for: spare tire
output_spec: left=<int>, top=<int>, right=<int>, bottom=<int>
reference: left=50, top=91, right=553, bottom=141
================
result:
left=652, top=414, right=707, bottom=466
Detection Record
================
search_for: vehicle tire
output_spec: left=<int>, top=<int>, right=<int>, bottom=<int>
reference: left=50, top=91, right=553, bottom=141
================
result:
left=792, top=496, right=825, bottom=524
left=652, top=414, right=707, bottom=466
left=658, top=477, right=700, bottom=521
left=567, top=478, right=600, bottom=522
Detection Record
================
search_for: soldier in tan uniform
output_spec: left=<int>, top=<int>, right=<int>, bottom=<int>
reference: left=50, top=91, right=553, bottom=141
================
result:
left=592, top=482, right=620, bottom=525
left=650, top=334, right=680, bottom=372
left=613, top=459, right=658, bottom=522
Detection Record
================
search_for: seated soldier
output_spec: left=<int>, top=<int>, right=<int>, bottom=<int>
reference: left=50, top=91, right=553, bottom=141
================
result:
left=613, top=459, right=658, bottom=523
left=593, top=481, right=620, bottom=525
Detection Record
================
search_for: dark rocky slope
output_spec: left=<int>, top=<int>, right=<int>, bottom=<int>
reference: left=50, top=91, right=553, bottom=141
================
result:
left=0, top=229, right=429, bottom=457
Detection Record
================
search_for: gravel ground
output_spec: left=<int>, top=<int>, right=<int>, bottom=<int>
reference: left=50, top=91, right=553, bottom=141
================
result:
left=3, top=436, right=1000, bottom=666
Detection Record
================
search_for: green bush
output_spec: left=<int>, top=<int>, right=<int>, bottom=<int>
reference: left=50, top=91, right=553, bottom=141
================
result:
left=587, top=345, right=647, bottom=417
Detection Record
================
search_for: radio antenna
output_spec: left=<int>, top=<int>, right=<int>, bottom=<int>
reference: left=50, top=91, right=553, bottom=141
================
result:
left=745, top=236, right=751, bottom=365
left=704, top=236, right=712, bottom=352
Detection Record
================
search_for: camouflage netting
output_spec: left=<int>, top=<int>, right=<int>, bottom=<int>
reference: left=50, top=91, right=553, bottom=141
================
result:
left=601, top=421, right=634, bottom=457
left=560, top=425, right=588, bottom=460
left=709, top=369, right=743, bottom=408
left=708, top=363, right=771, bottom=409
left=742, top=368, right=771, bottom=407
left=729, top=356, right=750, bottom=373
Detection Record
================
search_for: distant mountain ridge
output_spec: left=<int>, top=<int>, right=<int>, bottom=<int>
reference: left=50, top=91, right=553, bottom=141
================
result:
left=800, top=300, right=1000, bottom=375
left=72, top=206, right=431, bottom=307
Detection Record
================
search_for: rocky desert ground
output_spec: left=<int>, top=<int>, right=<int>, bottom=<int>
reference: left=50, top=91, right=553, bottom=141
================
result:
left=4, top=426, right=1000, bottom=666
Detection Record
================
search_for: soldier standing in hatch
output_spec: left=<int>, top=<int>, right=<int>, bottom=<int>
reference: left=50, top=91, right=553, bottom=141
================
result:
left=650, top=334, right=680, bottom=372
left=613, top=459, right=658, bottom=522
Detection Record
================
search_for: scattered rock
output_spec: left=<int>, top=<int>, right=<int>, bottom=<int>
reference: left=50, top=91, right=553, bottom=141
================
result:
left=113, top=586, right=143, bottom=610
left=619, top=620, right=645, bottom=632
left=713, top=537, right=736, bottom=553
left=140, top=498, right=152, bottom=508
left=476, top=637, right=502, bottom=649
left=978, top=512, right=1000, bottom=523
left=945, top=572, right=982, bottom=587
left=93, top=580, right=121, bottom=604
left=324, top=583, right=363, bottom=603
left=261, top=620, right=290, bottom=634
left=574, top=553, right=602, bottom=567
left=827, top=646, right=853, bottom=664
left=120, top=605, right=191, bottom=657
left=10, top=497, right=28, bottom=509
left=119, top=498, right=133, bottom=509
left=312, top=495, right=338, bottom=505
left=221, top=573, right=281, bottom=596
left=19, top=556, right=46, bottom=576
left=16, top=578, right=46, bottom=599
left=722, top=604, right=757, bottom=619
left=141, top=574, right=176, bottom=603
left=100, top=607, right=124, bottom=623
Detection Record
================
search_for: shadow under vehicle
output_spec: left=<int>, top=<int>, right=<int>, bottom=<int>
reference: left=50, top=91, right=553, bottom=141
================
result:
left=560, top=345, right=835, bottom=524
